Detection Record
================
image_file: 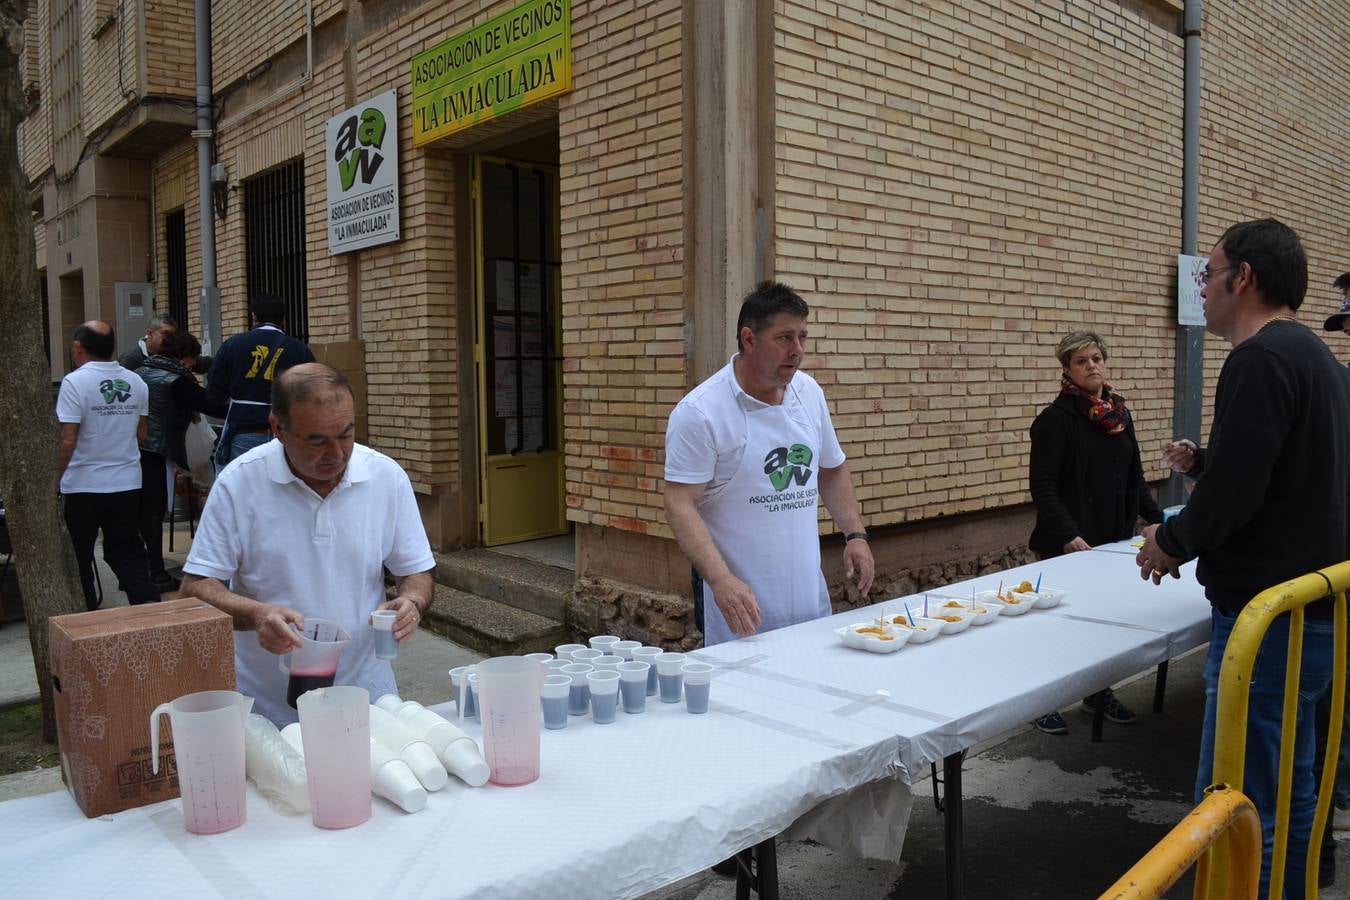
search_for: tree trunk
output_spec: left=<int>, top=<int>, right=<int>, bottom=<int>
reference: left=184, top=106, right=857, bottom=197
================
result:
left=0, top=0, right=87, bottom=743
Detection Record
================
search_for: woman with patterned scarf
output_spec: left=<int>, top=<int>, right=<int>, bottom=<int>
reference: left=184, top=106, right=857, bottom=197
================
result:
left=1027, top=330, right=1163, bottom=734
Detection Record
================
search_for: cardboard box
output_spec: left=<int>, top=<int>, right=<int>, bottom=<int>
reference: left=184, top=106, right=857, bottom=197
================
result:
left=49, top=598, right=235, bottom=818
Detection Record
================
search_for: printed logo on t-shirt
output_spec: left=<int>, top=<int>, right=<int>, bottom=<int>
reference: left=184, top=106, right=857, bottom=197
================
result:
left=98, top=378, right=133, bottom=404
left=245, top=345, right=285, bottom=380
left=763, top=444, right=813, bottom=491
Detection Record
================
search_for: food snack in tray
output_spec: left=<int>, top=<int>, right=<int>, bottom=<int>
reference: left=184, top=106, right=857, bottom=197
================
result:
left=1016, top=580, right=1034, bottom=593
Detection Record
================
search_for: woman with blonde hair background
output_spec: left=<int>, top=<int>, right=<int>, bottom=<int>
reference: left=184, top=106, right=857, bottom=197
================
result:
left=1027, top=329, right=1163, bottom=733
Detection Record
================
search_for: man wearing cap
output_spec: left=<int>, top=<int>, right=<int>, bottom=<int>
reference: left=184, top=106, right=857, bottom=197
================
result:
left=1324, top=273, right=1350, bottom=342
left=664, top=281, right=874, bottom=646
left=181, top=363, right=434, bottom=725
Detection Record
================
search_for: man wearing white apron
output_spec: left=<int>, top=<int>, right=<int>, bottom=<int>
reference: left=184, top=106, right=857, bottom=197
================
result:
left=664, top=281, right=874, bottom=645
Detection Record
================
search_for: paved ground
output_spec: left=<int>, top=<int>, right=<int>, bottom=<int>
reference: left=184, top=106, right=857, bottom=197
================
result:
left=3, top=524, right=1349, bottom=896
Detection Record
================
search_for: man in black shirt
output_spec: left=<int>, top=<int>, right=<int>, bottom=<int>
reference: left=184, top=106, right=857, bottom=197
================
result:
left=206, top=294, right=314, bottom=470
left=1139, top=219, right=1349, bottom=899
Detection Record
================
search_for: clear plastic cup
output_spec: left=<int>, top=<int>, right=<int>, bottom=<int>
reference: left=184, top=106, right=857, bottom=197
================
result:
left=561, top=663, right=594, bottom=715
left=617, top=661, right=650, bottom=714
left=612, top=640, right=642, bottom=661
left=588, top=635, right=621, bottom=656
left=522, top=652, right=553, bottom=674
left=571, top=648, right=603, bottom=666
left=544, top=658, right=571, bottom=680
left=656, top=652, right=686, bottom=703
left=541, top=674, right=570, bottom=730
left=554, top=643, right=587, bottom=662
left=592, top=655, right=624, bottom=674
left=371, top=610, right=398, bottom=660
left=631, top=647, right=663, bottom=696
left=587, top=670, right=621, bottom=725
left=449, top=665, right=476, bottom=720
left=682, top=662, right=714, bottom=715
left=466, top=673, right=481, bottom=722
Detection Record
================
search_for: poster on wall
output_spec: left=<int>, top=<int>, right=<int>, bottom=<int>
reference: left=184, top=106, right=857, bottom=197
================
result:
left=1177, top=254, right=1207, bottom=327
left=326, top=89, right=401, bottom=255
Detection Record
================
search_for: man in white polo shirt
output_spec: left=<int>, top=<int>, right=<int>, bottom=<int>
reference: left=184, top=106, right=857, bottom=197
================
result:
left=664, top=281, right=874, bottom=646
left=181, top=363, right=434, bottom=724
left=57, top=321, right=160, bottom=610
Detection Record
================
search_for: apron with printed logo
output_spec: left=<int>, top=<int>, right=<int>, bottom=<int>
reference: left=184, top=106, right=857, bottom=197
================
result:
left=699, top=384, right=831, bottom=645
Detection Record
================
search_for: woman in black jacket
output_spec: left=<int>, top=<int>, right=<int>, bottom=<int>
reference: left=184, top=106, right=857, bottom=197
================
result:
left=1027, top=330, right=1163, bottom=734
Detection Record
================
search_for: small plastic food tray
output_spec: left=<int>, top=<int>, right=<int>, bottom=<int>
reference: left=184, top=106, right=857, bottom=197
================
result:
left=975, top=590, right=1034, bottom=616
left=922, top=608, right=974, bottom=634
left=880, top=614, right=944, bottom=644
left=835, top=623, right=911, bottom=653
left=932, top=597, right=1001, bottom=625
left=1033, top=587, right=1067, bottom=609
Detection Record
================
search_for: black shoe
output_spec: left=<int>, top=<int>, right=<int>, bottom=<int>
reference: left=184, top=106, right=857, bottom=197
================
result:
left=1319, top=850, right=1335, bottom=888
left=1081, top=688, right=1137, bottom=724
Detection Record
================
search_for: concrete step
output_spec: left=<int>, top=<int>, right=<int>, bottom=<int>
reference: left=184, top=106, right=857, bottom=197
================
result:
left=432, top=548, right=572, bottom=622
left=421, top=583, right=569, bottom=658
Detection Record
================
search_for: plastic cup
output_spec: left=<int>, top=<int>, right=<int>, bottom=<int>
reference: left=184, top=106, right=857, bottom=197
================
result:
left=449, top=665, right=476, bottom=720
left=612, top=640, right=642, bottom=661
left=466, top=673, right=481, bottom=722
left=544, top=658, right=571, bottom=680
left=656, top=652, right=686, bottom=703
left=522, top=652, right=553, bottom=675
left=589, top=635, right=621, bottom=656
left=554, top=643, right=587, bottom=662
left=297, top=686, right=372, bottom=828
left=617, top=661, right=650, bottom=714
left=371, top=610, right=398, bottom=661
left=587, top=671, right=621, bottom=724
left=541, top=674, right=570, bottom=730
left=631, top=647, right=663, bottom=696
left=571, top=648, right=603, bottom=666
left=592, top=655, right=624, bottom=674
left=561, top=663, right=594, bottom=715
left=682, top=662, right=714, bottom=715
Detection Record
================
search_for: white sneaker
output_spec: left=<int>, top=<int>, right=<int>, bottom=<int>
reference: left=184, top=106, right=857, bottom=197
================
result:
left=1334, top=807, right=1350, bottom=832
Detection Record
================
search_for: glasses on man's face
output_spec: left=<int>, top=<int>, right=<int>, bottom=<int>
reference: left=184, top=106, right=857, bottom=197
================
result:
left=1196, top=264, right=1237, bottom=286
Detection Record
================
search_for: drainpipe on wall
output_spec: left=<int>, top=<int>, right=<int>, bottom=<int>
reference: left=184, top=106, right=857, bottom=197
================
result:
left=1167, top=0, right=1205, bottom=506
left=193, top=0, right=220, bottom=356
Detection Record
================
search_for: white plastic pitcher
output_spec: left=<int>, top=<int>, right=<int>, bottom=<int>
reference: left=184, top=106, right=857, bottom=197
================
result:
left=149, top=690, right=253, bottom=834
left=296, top=685, right=372, bottom=829
left=476, top=656, right=545, bottom=786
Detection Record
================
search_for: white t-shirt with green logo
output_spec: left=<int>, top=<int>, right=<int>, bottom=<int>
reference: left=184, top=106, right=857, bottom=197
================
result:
left=57, top=360, right=148, bottom=494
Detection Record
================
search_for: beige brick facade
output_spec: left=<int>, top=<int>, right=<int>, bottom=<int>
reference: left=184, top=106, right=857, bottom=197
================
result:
left=18, top=0, right=1350, bottom=599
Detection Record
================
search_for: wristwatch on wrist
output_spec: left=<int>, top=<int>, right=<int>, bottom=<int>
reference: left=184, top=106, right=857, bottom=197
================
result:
left=845, top=532, right=869, bottom=543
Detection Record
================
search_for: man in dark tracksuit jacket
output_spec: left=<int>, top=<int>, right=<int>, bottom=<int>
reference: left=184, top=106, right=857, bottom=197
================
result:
left=1139, top=219, right=1350, bottom=900
left=206, top=293, right=314, bottom=470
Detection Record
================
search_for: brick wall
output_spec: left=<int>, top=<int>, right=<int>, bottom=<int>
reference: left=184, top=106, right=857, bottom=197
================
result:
left=212, top=0, right=343, bottom=91
left=771, top=0, right=1186, bottom=529
left=559, top=0, right=685, bottom=537
left=144, top=0, right=197, bottom=97
left=79, top=0, right=139, bottom=135
left=150, top=145, right=200, bottom=332
left=19, top=2, right=51, bottom=182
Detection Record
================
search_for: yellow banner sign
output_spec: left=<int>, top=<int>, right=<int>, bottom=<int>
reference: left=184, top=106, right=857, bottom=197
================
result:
left=411, top=0, right=572, bottom=146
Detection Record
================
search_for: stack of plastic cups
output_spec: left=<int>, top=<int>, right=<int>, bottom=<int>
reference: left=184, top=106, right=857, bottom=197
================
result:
left=656, top=652, right=686, bottom=703
left=589, top=635, right=621, bottom=657
left=587, top=671, right=620, bottom=724
left=631, top=646, right=662, bottom=696
left=561, top=663, right=593, bottom=715
left=541, top=674, right=570, bottom=730
left=617, top=661, right=649, bottom=714
left=682, top=663, right=714, bottom=714
left=612, top=640, right=642, bottom=661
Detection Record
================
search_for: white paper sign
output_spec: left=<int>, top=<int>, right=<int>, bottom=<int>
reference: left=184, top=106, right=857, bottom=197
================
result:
left=326, top=90, right=401, bottom=255
left=1177, top=254, right=1207, bottom=327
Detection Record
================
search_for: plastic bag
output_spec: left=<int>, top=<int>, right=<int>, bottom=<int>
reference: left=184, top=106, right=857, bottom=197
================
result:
left=184, top=416, right=216, bottom=488
left=243, top=713, right=309, bottom=814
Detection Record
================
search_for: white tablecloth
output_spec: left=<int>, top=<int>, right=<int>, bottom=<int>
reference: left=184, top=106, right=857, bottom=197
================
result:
left=0, top=549, right=1212, bottom=898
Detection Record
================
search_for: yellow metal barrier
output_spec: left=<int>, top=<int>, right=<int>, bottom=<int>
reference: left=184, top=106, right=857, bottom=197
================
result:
left=1100, top=786, right=1260, bottom=900
left=1203, top=562, right=1350, bottom=900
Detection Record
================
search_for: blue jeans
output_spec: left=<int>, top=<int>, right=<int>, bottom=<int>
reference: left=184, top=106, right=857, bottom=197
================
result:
left=212, top=428, right=270, bottom=475
left=1195, top=608, right=1333, bottom=900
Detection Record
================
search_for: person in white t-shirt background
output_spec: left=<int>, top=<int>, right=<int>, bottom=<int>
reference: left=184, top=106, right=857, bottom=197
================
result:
left=180, top=363, right=435, bottom=725
left=664, top=281, right=874, bottom=646
left=57, top=321, right=161, bottom=610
